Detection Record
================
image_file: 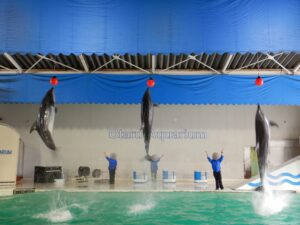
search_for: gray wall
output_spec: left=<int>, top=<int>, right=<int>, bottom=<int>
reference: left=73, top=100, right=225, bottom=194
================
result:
left=1, top=104, right=300, bottom=180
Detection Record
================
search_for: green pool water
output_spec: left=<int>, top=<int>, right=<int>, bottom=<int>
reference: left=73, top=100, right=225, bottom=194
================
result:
left=0, top=191, right=299, bottom=225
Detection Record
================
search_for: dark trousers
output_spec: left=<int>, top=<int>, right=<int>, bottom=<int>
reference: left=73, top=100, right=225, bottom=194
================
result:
left=109, top=169, right=116, bottom=184
left=213, top=171, right=224, bottom=190
left=151, top=172, right=157, bottom=181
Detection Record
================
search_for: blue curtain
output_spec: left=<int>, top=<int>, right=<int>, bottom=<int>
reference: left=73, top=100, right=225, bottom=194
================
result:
left=0, top=74, right=300, bottom=105
left=0, top=0, right=299, bottom=54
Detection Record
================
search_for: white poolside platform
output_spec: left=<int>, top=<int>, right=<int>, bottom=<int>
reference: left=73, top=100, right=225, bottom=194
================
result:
left=12, top=179, right=248, bottom=194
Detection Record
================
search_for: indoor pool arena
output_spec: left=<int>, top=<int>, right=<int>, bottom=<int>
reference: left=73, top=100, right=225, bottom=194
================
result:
left=0, top=0, right=300, bottom=224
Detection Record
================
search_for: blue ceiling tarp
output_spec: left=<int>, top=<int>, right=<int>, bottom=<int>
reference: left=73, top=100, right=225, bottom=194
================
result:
left=0, top=0, right=299, bottom=54
left=0, top=74, right=300, bottom=105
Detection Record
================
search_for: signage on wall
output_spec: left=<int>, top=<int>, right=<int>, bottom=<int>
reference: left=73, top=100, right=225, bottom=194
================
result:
left=108, top=129, right=208, bottom=140
left=0, top=149, right=13, bottom=155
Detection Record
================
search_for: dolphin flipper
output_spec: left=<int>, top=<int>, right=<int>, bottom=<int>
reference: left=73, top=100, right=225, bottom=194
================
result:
left=269, top=121, right=279, bottom=127
left=30, top=121, right=37, bottom=133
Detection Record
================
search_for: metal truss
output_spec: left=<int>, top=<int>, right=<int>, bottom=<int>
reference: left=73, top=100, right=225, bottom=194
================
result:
left=0, top=52, right=299, bottom=75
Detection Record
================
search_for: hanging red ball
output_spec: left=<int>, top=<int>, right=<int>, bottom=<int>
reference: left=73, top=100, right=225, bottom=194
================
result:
left=147, top=78, right=155, bottom=88
left=50, top=76, right=58, bottom=86
left=255, top=76, right=263, bottom=86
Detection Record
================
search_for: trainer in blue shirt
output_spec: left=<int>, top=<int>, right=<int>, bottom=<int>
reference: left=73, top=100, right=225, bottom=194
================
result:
left=104, top=152, right=117, bottom=184
left=150, top=154, right=164, bottom=181
left=206, top=150, right=224, bottom=190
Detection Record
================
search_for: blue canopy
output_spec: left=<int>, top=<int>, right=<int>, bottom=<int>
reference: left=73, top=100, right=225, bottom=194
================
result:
left=1, top=74, right=300, bottom=105
left=0, top=0, right=299, bottom=54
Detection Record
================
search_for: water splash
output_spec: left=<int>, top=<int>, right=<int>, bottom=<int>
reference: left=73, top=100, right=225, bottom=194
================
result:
left=33, top=192, right=72, bottom=222
left=252, top=179, right=292, bottom=216
left=69, top=203, right=89, bottom=212
left=34, top=201, right=90, bottom=222
left=35, top=209, right=73, bottom=223
left=128, top=200, right=155, bottom=215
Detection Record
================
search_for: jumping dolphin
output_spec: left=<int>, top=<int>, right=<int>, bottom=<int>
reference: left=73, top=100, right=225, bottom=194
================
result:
left=141, top=88, right=154, bottom=160
left=30, top=88, right=57, bottom=150
left=255, top=104, right=278, bottom=190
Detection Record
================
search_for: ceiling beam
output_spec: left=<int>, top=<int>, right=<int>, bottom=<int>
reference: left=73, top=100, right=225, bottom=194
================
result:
left=112, top=55, right=150, bottom=74
left=0, top=64, right=16, bottom=72
left=37, top=54, right=81, bottom=72
left=188, top=55, right=220, bottom=74
left=79, top=54, right=89, bottom=72
left=266, top=53, right=292, bottom=75
left=228, top=52, right=284, bottom=74
left=1, top=69, right=296, bottom=75
left=151, top=55, right=156, bottom=74
left=162, top=56, right=191, bottom=71
left=293, top=62, right=300, bottom=74
left=25, top=57, right=44, bottom=73
left=4, top=52, right=22, bottom=73
left=221, top=54, right=233, bottom=73
left=91, top=57, right=116, bottom=73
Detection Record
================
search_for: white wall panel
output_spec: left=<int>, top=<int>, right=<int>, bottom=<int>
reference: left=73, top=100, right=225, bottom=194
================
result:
left=0, top=104, right=299, bottom=180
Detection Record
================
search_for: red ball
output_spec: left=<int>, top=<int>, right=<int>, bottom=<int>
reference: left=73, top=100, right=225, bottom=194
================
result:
left=147, top=78, right=155, bottom=88
left=255, top=76, right=263, bottom=86
left=50, top=76, right=58, bottom=86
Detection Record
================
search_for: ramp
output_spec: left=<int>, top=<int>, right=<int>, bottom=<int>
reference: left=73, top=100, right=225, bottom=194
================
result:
left=236, top=155, right=300, bottom=192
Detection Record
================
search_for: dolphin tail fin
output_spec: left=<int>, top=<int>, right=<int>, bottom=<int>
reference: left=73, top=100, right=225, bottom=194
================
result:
left=269, top=120, right=279, bottom=127
left=145, top=154, right=152, bottom=161
left=255, top=142, right=259, bottom=152
left=30, top=121, right=37, bottom=133
left=266, top=160, right=270, bottom=169
left=139, top=154, right=151, bottom=162
left=255, top=185, right=264, bottom=192
left=145, top=143, right=149, bottom=155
